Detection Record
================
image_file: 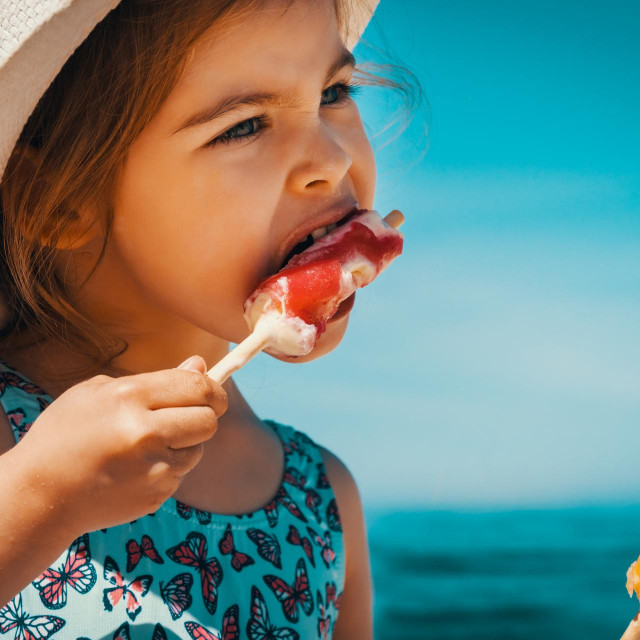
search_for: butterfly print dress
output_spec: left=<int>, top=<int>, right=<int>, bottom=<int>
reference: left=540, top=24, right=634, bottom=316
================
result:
left=0, top=360, right=345, bottom=639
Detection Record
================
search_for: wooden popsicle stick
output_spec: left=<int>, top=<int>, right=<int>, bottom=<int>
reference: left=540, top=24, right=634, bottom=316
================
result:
left=206, top=209, right=405, bottom=384
left=385, top=209, right=405, bottom=229
left=206, top=326, right=270, bottom=383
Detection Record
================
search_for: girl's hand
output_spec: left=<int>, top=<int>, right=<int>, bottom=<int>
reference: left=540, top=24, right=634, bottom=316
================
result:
left=16, top=355, right=227, bottom=536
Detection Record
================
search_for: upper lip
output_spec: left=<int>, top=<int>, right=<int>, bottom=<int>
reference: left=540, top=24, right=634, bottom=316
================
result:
left=275, top=199, right=359, bottom=270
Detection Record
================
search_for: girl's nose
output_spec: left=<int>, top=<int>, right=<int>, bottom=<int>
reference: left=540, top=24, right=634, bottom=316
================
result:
left=286, top=122, right=352, bottom=193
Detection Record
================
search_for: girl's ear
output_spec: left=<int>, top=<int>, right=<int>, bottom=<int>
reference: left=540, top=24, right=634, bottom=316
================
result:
left=3, top=143, right=103, bottom=251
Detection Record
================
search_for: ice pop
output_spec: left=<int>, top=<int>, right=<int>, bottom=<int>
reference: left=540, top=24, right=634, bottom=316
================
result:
left=207, top=209, right=404, bottom=383
left=628, top=556, right=640, bottom=601
left=620, top=556, right=640, bottom=640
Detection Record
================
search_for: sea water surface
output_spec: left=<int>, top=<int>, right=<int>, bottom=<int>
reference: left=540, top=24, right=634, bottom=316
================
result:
left=367, top=506, right=640, bottom=639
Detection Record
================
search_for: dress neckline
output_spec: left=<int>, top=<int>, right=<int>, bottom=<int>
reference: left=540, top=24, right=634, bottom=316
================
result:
left=161, top=419, right=288, bottom=527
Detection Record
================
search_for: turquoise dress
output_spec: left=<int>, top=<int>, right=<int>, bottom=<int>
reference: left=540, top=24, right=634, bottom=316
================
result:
left=0, top=360, right=345, bottom=640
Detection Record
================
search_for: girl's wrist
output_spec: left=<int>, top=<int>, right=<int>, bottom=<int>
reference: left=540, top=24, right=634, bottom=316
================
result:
left=6, top=443, right=83, bottom=544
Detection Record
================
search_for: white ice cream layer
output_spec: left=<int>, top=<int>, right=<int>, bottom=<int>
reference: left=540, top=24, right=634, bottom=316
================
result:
left=244, top=278, right=317, bottom=357
left=253, top=309, right=317, bottom=357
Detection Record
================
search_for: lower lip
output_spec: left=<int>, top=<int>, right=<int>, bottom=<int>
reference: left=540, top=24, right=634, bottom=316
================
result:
left=328, top=292, right=356, bottom=323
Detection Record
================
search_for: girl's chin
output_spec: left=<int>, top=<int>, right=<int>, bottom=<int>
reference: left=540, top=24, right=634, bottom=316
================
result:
left=269, top=312, right=351, bottom=364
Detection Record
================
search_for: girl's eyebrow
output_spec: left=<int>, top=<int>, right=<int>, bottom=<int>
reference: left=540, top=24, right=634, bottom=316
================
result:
left=171, top=48, right=356, bottom=135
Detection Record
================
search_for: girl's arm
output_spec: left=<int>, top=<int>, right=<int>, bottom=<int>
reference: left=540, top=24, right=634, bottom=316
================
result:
left=320, top=446, right=374, bottom=640
left=0, top=439, right=76, bottom=606
left=0, top=361, right=228, bottom=606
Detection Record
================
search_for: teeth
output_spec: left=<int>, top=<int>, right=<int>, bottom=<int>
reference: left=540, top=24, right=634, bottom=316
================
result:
left=311, top=225, right=329, bottom=240
left=310, top=222, right=339, bottom=240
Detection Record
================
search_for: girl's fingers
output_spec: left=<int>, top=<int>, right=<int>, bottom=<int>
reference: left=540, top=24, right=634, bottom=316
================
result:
left=149, top=405, right=219, bottom=449
left=123, top=368, right=228, bottom=415
left=166, top=443, right=205, bottom=476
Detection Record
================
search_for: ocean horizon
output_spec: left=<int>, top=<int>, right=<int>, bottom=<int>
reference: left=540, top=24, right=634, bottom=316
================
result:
left=367, top=504, right=640, bottom=639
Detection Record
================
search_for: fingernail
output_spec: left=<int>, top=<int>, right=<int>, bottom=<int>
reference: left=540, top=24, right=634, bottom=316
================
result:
left=177, top=355, right=198, bottom=370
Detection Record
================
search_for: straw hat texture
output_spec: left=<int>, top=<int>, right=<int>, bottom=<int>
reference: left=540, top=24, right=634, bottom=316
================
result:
left=0, top=0, right=378, bottom=182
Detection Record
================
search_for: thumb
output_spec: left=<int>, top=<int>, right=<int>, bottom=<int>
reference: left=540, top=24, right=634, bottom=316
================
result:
left=176, top=355, right=207, bottom=372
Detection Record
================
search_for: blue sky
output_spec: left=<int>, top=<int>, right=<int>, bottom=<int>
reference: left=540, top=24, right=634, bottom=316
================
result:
left=236, top=0, right=640, bottom=510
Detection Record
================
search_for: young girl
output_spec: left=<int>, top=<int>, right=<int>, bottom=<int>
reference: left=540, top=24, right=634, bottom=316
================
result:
left=0, top=0, right=386, bottom=637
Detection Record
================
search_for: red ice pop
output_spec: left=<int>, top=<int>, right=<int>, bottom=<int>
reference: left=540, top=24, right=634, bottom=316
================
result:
left=207, top=209, right=404, bottom=383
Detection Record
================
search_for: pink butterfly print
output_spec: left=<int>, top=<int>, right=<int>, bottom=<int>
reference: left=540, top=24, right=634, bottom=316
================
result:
left=263, top=486, right=307, bottom=528
left=315, top=463, right=330, bottom=490
left=111, top=622, right=131, bottom=640
left=32, top=533, right=97, bottom=609
left=218, top=523, right=255, bottom=572
left=306, top=527, right=336, bottom=568
left=184, top=622, right=221, bottom=640
left=285, top=524, right=315, bottom=567
left=326, top=498, right=342, bottom=532
left=175, top=500, right=212, bottom=525
left=0, top=374, right=9, bottom=395
left=0, top=371, right=25, bottom=393
left=6, top=408, right=32, bottom=441
left=246, top=528, right=282, bottom=569
left=304, top=489, right=322, bottom=523
left=126, top=534, right=164, bottom=572
left=102, top=555, right=152, bottom=621
left=166, top=531, right=223, bottom=615
left=0, top=593, right=65, bottom=640
left=281, top=435, right=313, bottom=464
left=263, top=557, right=314, bottom=623
left=152, top=624, right=168, bottom=640
left=282, top=439, right=298, bottom=456
left=283, top=467, right=307, bottom=489
left=0, top=370, right=48, bottom=398
left=324, top=582, right=342, bottom=611
left=160, top=572, right=193, bottom=620
left=246, top=586, right=299, bottom=640
left=220, top=604, right=240, bottom=640
left=184, top=604, right=239, bottom=640
left=315, top=589, right=331, bottom=640
left=22, top=382, right=47, bottom=397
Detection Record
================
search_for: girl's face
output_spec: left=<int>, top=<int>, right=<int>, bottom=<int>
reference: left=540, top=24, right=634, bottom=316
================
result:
left=96, top=0, right=376, bottom=363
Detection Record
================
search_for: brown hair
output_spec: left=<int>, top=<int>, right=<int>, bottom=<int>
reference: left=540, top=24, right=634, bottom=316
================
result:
left=0, top=0, right=420, bottom=378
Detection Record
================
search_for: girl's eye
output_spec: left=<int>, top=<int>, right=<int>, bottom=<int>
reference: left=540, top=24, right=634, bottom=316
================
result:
left=205, top=83, right=360, bottom=149
left=321, top=82, right=361, bottom=105
left=206, top=114, right=269, bottom=148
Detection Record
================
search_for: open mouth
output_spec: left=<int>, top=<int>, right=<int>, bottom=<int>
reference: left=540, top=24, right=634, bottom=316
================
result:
left=279, top=209, right=359, bottom=270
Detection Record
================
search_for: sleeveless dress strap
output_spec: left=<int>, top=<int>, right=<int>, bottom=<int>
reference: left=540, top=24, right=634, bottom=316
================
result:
left=0, top=359, right=53, bottom=444
left=264, top=419, right=343, bottom=535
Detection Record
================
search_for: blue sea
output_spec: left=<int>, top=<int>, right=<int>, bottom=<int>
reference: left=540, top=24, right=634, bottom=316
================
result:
left=367, top=506, right=640, bottom=639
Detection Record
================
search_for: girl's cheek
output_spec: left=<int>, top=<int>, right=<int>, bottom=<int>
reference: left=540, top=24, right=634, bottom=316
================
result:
left=358, top=134, right=377, bottom=208
left=347, top=111, right=377, bottom=208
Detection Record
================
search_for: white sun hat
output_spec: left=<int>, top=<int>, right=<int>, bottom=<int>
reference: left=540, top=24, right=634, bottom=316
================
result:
left=0, top=0, right=378, bottom=182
